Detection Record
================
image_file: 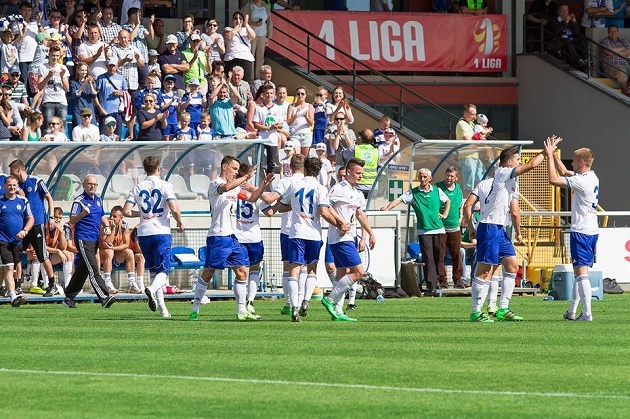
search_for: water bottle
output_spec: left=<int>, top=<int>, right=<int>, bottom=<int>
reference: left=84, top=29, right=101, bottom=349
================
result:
left=190, top=269, right=199, bottom=291
left=542, top=295, right=554, bottom=301
left=260, top=276, right=267, bottom=292
left=376, top=288, right=384, bottom=302
left=270, top=274, right=277, bottom=293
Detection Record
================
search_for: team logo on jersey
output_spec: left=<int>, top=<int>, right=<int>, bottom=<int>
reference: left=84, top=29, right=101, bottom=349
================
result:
left=16, top=204, right=21, bottom=210
left=27, top=187, right=33, bottom=192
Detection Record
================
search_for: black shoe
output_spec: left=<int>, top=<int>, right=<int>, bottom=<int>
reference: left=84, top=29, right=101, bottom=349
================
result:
left=62, top=297, right=76, bottom=309
left=144, top=287, right=156, bottom=312
left=15, top=286, right=22, bottom=296
left=346, top=304, right=358, bottom=311
left=102, top=295, right=116, bottom=309
left=44, top=284, right=59, bottom=297
left=11, top=295, right=27, bottom=307
left=454, top=282, right=465, bottom=289
left=298, top=300, right=308, bottom=317
left=291, top=307, right=302, bottom=322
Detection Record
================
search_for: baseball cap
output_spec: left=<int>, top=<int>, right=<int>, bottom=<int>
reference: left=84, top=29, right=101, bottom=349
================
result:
left=148, top=49, right=159, bottom=56
left=315, top=143, right=327, bottom=151
left=104, top=116, right=116, bottom=125
left=49, top=32, right=62, bottom=41
left=8, top=65, right=20, bottom=75
left=166, top=34, right=178, bottom=44
left=190, top=33, right=201, bottom=41
left=36, top=32, right=50, bottom=43
left=384, top=128, right=395, bottom=135
left=107, top=57, right=118, bottom=66
left=80, top=107, right=92, bottom=116
left=164, top=74, right=176, bottom=82
left=283, top=142, right=294, bottom=151
left=477, top=114, right=489, bottom=125
left=188, top=78, right=200, bottom=85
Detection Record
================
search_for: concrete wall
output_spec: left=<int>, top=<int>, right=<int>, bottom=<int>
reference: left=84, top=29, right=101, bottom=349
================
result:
left=517, top=55, right=630, bottom=212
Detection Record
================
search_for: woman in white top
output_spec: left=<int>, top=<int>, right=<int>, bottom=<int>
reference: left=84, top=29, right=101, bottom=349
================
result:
left=327, top=86, right=354, bottom=126
left=241, top=0, right=273, bottom=85
left=201, top=19, right=225, bottom=66
left=286, top=86, right=314, bottom=157
left=223, top=11, right=256, bottom=82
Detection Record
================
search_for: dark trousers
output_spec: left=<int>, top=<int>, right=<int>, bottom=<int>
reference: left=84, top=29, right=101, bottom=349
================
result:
left=65, top=239, right=109, bottom=301
left=439, top=230, right=463, bottom=284
left=264, top=144, right=279, bottom=174
left=419, top=233, right=443, bottom=292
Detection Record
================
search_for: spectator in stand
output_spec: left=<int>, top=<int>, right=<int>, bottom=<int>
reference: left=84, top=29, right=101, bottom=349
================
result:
left=456, top=103, right=483, bottom=195
left=371, top=0, right=391, bottom=11
left=16, top=2, right=40, bottom=93
left=230, top=66, right=252, bottom=128
left=69, top=61, right=97, bottom=127
left=327, top=87, right=354, bottom=131
left=137, top=93, right=167, bottom=141
left=4, top=66, right=30, bottom=115
left=250, top=64, right=275, bottom=98
left=274, top=85, right=290, bottom=142
left=98, top=6, right=122, bottom=44
left=27, top=33, right=50, bottom=109
left=134, top=73, right=161, bottom=114
left=582, top=0, right=614, bottom=28
left=176, top=14, right=196, bottom=52
left=315, top=143, right=333, bottom=188
left=42, top=115, right=69, bottom=142
left=326, top=111, right=356, bottom=168
left=94, top=57, right=127, bottom=137
left=223, top=11, right=256, bottom=82
left=601, top=24, right=630, bottom=94
left=252, top=84, right=289, bottom=174
left=67, top=9, right=88, bottom=62
left=43, top=10, right=65, bottom=38
left=179, top=78, right=205, bottom=133
left=147, top=49, right=162, bottom=88
left=61, top=0, right=76, bottom=23
left=182, top=33, right=208, bottom=95
left=77, top=24, right=110, bottom=79
left=550, top=3, right=588, bottom=70
left=287, top=85, right=314, bottom=156
left=378, top=128, right=399, bottom=165
left=474, top=113, right=493, bottom=140
left=373, top=115, right=390, bottom=138
left=459, top=0, right=488, bottom=14
left=312, top=86, right=334, bottom=148
left=147, top=16, right=166, bottom=55
left=72, top=107, right=100, bottom=141
left=209, top=77, right=239, bottom=138
left=608, top=0, right=630, bottom=28
left=201, top=19, right=225, bottom=66
left=1, top=84, right=23, bottom=141
left=21, top=110, right=43, bottom=142
left=111, top=28, right=145, bottom=98
left=122, top=8, right=150, bottom=92
left=242, top=0, right=273, bottom=82
left=120, top=0, right=174, bottom=26
left=100, top=116, right=121, bottom=141
left=1, top=30, right=19, bottom=76
left=158, top=34, right=189, bottom=97
left=158, top=74, right=180, bottom=140
left=0, top=88, right=18, bottom=141
left=175, top=111, right=196, bottom=141
left=37, top=46, right=70, bottom=128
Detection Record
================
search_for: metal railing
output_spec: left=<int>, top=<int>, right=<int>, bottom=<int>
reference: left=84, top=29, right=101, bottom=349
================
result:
left=269, top=10, right=464, bottom=140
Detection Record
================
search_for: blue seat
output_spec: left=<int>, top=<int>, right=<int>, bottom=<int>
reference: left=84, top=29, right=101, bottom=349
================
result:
left=198, top=246, right=207, bottom=264
left=170, top=246, right=203, bottom=269
left=407, top=242, right=422, bottom=262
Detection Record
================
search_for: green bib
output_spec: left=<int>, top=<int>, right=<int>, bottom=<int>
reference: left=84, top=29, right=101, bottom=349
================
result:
left=436, top=181, right=463, bottom=229
left=409, top=186, right=443, bottom=231
left=355, top=144, right=379, bottom=186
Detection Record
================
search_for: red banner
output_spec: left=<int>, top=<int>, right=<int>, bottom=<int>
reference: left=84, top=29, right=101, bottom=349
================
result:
left=269, top=11, right=508, bottom=72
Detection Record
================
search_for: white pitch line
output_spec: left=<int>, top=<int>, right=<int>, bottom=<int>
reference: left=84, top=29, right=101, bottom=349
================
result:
left=1, top=368, right=629, bottom=401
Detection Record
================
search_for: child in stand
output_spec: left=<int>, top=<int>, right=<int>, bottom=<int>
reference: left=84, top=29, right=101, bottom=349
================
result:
left=473, top=113, right=493, bottom=140
left=279, top=141, right=295, bottom=178
left=312, top=85, right=334, bottom=148
left=179, top=78, right=205, bottom=133
left=193, top=113, right=218, bottom=178
left=20, top=110, right=44, bottom=142
left=159, top=74, right=179, bottom=141
left=314, top=142, right=334, bottom=189
left=100, top=116, right=120, bottom=141
left=147, top=49, right=161, bottom=89
left=176, top=111, right=196, bottom=141
left=0, top=29, right=18, bottom=78
left=28, top=33, right=52, bottom=109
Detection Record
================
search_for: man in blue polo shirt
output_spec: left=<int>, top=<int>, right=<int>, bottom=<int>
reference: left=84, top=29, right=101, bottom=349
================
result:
left=63, top=175, right=115, bottom=309
left=158, top=34, right=189, bottom=97
left=0, top=175, right=34, bottom=307
left=95, top=57, right=128, bottom=138
left=9, top=159, right=60, bottom=297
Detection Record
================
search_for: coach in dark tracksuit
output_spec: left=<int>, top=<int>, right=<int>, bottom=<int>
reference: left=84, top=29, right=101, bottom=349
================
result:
left=63, top=175, right=116, bottom=309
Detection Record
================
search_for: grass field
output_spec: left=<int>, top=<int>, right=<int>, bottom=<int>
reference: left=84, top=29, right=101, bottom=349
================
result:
left=1, top=294, right=630, bottom=418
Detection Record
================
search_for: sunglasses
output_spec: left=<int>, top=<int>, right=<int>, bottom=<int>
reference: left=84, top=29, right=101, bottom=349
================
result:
left=335, top=118, right=345, bottom=121
left=82, top=114, right=91, bottom=118
left=49, top=122, right=60, bottom=126
left=144, top=99, right=154, bottom=103
left=296, top=92, right=306, bottom=96
left=10, top=73, right=20, bottom=77
left=106, top=123, right=116, bottom=127
left=209, top=23, right=218, bottom=27
left=316, top=93, right=324, bottom=97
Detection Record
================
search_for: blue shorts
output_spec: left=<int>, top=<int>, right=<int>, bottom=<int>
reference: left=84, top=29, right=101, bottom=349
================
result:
left=205, top=235, right=248, bottom=270
left=475, top=223, right=515, bottom=265
left=280, top=233, right=290, bottom=262
left=241, top=241, right=264, bottom=266
left=288, top=238, right=323, bottom=266
left=325, top=241, right=334, bottom=264
left=330, top=241, right=362, bottom=269
left=138, top=234, right=172, bottom=274
left=570, top=232, right=598, bottom=267
left=312, top=127, right=325, bottom=145
left=161, top=123, right=179, bottom=137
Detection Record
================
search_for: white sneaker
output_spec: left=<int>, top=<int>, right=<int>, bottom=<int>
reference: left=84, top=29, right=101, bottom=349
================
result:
left=159, top=306, right=171, bottom=318
left=106, top=283, right=118, bottom=294
left=246, top=301, right=256, bottom=315
left=128, top=284, right=142, bottom=294
left=576, top=313, right=593, bottom=322
left=200, top=295, right=210, bottom=305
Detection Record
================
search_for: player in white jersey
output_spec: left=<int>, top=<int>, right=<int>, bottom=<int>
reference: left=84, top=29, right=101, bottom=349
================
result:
left=465, top=145, right=546, bottom=323
left=279, top=157, right=347, bottom=322
left=234, top=162, right=274, bottom=318
left=123, top=156, right=185, bottom=318
left=189, top=156, right=274, bottom=321
left=260, top=154, right=306, bottom=315
left=464, top=177, right=522, bottom=318
left=545, top=136, right=599, bottom=322
left=321, top=158, right=376, bottom=322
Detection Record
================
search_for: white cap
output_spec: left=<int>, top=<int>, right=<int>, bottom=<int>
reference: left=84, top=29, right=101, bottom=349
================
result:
left=477, top=114, right=488, bottom=125
left=104, top=116, right=116, bottom=125
left=166, top=34, right=178, bottom=44
left=188, top=78, right=200, bottom=85
left=283, top=142, right=294, bottom=150
left=190, top=33, right=201, bottom=41
left=315, top=143, right=327, bottom=151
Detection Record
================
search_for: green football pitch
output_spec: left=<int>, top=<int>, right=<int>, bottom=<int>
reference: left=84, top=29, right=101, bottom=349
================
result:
left=1, top=294, right=630, bottom=418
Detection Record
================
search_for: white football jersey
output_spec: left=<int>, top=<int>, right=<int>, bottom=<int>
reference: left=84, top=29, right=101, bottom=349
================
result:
left=126, top=176, right=177, bottom=236
left=477, top=167, right=518, bottom=226
left=207, top=177, right=239, bottom=237
left=281, top=176, right=330, bottom=240
left=327, top=180, right=366, bottom=244
left=566, top=171, right=599, bottom=235
left=234, top=198, right=263, bottom=243
left=272, top=173, right=304, bottom=235
left=472, top=177, right=519, bottom=227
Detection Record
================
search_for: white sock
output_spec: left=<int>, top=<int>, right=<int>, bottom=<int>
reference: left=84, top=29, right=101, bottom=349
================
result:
left=576, top=275, right=592, bottom=317
left=156, top=287, right=167, bottom=312
left=567, top=277, right=580, bottom=315
left=62, top=261, right=73, bottom=288
left=288, top=277, right=299, bottom=307
left=32, top=261, right=41, bottom=285
left=336, top=293, right=345, bottom=315
left=282, top=271, right=290, bottom=306
left=488, top=276, right=500, bottom=308
left=9, top=290, right=17, bottom=301
left=247, top=271, right=260, bottom=302
left=234, top=279, right=247, bottom=314
left=327, top=271, right=336, bottom=283
left=499, top=272, right=516, bottom=309
left=327, top=275, right=354, bottom=304
left=471, top=277, right=490, bottom=313
left=347, top=281, right=357, bottom=305
left=149, top=272, right=168, bottom=293
left=191, top=278, right=209, bottom=312
left=297, top=267, right=307, bottom=303
left=127, top=272, right=136, bottom=287
left=137, top=275, right=145, bottom=289
left=304, top=274, right=317, bottom=302
left=103, top=272, right=113, bottom=288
